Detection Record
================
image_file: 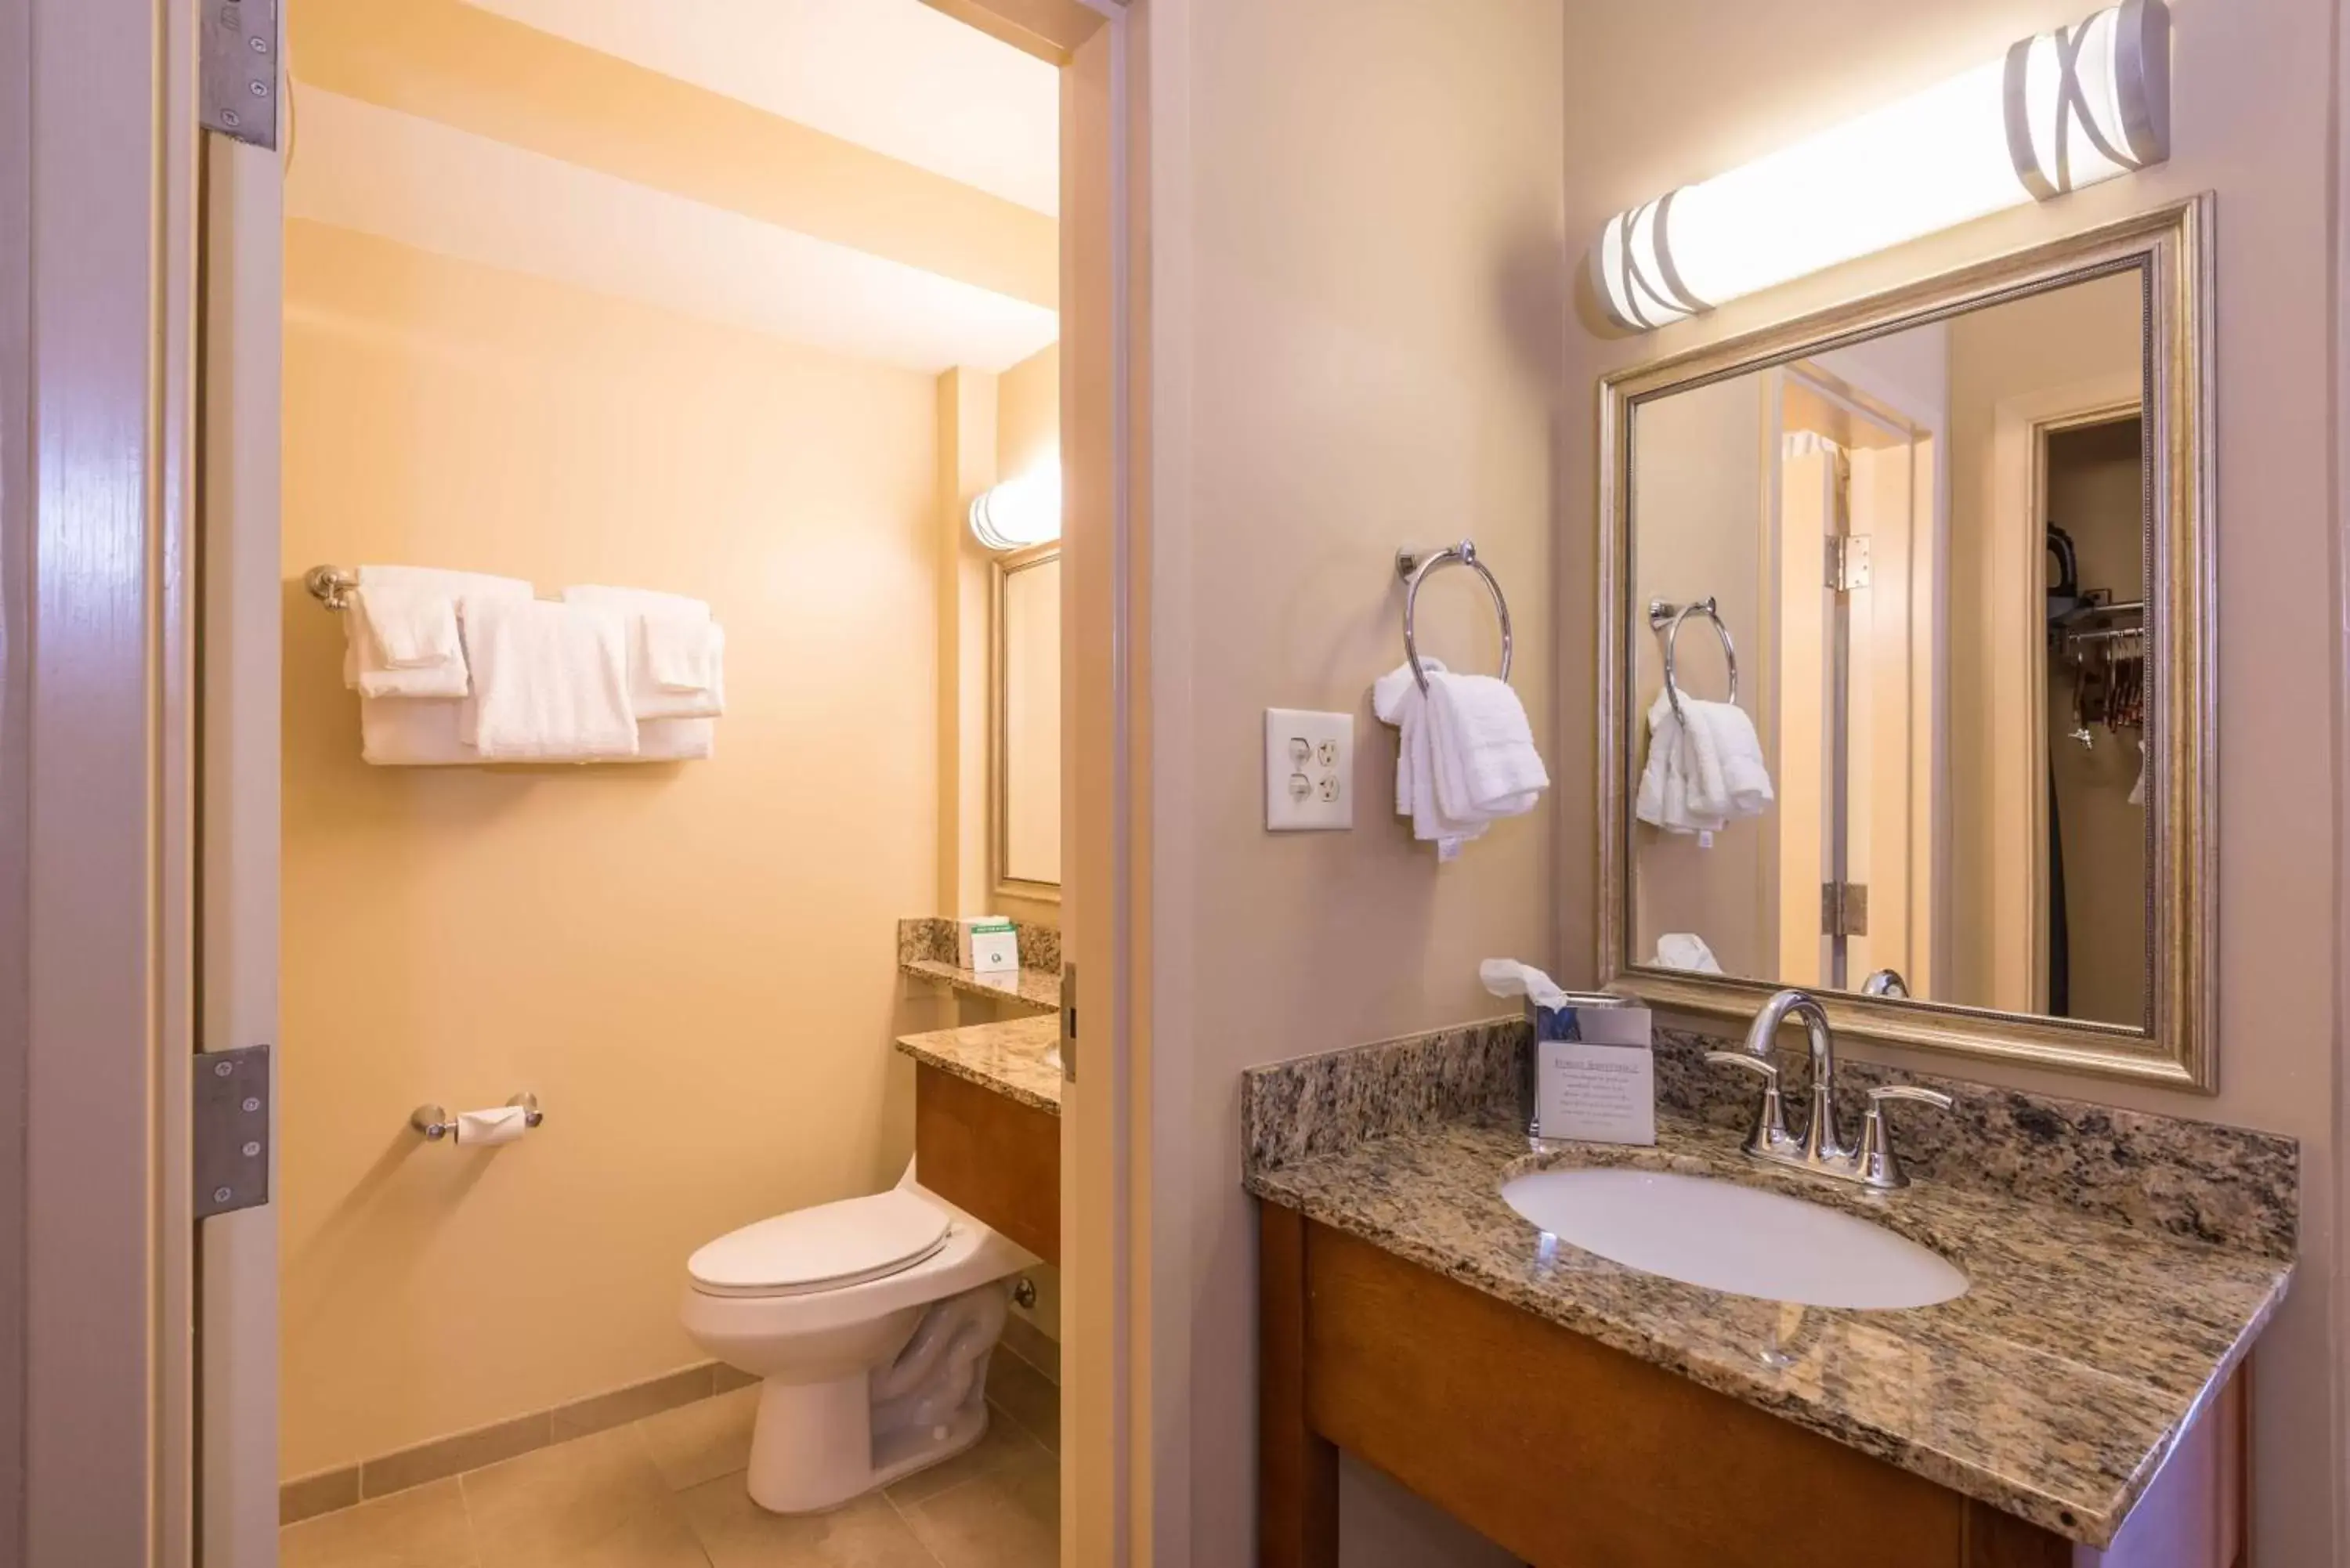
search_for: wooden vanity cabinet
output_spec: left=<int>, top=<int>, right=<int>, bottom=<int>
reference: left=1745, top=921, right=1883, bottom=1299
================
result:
left=1259, top=1205, right=2245, bottom=1568
left=913, top=1063, right=1060, bottom=1263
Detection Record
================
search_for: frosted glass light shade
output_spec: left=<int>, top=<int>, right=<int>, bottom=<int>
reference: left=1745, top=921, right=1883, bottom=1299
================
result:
left=1593, top=0, right=2170, bottom=332
left=969, top=460, right=1062, bottom=551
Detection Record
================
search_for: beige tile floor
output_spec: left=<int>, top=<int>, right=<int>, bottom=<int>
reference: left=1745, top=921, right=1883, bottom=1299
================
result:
left=282, top=1354, right=1060, bottom=1568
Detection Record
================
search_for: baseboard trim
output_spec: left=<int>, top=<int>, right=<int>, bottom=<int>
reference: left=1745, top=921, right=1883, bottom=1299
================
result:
left=280, top=1358, right=743, bottom=1526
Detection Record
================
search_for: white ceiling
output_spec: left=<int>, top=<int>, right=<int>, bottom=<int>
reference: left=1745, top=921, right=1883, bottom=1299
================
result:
left=461, top=0, right=1061, bottom=215
left=287, top=89, right=1060, bottom=374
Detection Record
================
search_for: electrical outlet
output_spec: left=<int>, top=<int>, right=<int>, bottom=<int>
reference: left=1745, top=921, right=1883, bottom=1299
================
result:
left=1266, top=709, right=1354, bottom=831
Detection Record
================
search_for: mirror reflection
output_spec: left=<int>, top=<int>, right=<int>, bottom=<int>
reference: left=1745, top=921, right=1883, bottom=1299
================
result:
left=996, top=546, right=1062, bottom=891
left=1628, top=268, right=2149, bottom=1028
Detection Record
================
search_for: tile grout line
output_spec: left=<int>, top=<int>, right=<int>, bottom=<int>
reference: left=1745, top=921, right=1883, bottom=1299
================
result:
left=881, top=1484, right=951, bottom=1568
left=452, top=1465, right=483, bottom=1568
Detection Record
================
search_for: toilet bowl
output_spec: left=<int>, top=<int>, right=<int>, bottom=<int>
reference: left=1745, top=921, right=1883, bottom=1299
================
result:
left=680, top=1173, right=1032, bottom=1514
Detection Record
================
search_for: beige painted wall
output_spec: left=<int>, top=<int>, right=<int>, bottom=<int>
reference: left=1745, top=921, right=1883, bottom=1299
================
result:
left=278, top=220, right=940, bottom=1478
left=1154, top=2, right=1565, bottom=1562
left=998, top=341, right=1060, bottom=482
left=1558, top=0, right=2341, bottom=1559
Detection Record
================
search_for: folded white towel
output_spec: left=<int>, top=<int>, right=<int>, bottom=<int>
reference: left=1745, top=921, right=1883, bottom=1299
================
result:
left=1655, top=932, right=1726, bottom=974
left=561, top=585, right=725, bottom=720
left=1679, top=697, right=1773, bottom=822
left=343, top=565, right=531, bottom=699
left=359, top=694, right=472, bottom=767
left=1373, top=661, right=1548, bottom=859
left=459, top=598, right=638, bottom=761
left=1424, top=672, right=1548, bottom=821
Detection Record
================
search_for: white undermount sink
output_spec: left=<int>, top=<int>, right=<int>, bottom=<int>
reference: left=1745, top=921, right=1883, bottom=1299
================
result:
left=1501, top=1167, right=1969, bottom=1310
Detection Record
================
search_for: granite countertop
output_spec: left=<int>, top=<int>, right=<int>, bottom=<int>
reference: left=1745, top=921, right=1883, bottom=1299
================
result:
left=897, top=916, right=1061, bottom=1014
left=895, top=1016, right=1063, bottom=1115
left=900, top=959, right=1061, bottom=1013
left=1242, top=1021, right=2296, bottom=1548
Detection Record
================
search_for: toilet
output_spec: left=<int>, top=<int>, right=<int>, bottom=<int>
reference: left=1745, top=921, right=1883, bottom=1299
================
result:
left=679, top=1170, right=1032, bottom=1514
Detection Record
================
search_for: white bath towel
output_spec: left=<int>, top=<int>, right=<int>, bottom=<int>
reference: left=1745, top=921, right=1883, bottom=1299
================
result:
left=343, top=565, right=531, bottom=699
left=561, top=585, right=725, bottom=720
left=1424, top=672, right=1549, bottom=822
left=458, top=597, right=638, bottom=762
left=358, top=693, right=473, bottom=767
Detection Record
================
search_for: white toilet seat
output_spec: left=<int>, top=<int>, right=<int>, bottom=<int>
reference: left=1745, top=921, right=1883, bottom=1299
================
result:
left=689, top=1190, right=953, bottom=1299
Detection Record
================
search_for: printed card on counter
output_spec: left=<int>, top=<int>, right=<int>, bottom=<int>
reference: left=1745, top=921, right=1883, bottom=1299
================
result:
left=1532, top=1003, right=1656, bottom=1147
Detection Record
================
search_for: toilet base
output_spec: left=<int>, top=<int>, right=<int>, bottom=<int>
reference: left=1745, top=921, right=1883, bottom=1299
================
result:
left=741, top=1282, right=1009, bottom=1515
left=743, top=1375, right=993, bottom=1512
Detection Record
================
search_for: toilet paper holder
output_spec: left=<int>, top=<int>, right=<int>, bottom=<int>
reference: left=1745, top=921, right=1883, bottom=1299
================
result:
left=410, top=1093, right=544, bottom=1143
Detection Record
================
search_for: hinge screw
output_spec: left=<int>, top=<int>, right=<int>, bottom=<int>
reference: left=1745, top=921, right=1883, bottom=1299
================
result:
left=212, top=1186, right=233, bottom=1205
left=242, top=1097, right=261, bottom=1114
left=241, top=1141, right=262, bottom=1158
left=220, top=109, right=240, bottom=128
left=214, top=1060, right=234, bottom=1078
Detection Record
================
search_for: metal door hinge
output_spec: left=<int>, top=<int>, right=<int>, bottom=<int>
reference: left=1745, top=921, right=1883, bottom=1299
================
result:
left=1826, top=534, right=1872, bottom=593
left=1061, top=963, right=1077, bottom=1083
left=1820, top=882, right=1871, bottom=938
left=201, top=0, right=280, bottom=150
left=194, top=1044, right=271, bottom=1219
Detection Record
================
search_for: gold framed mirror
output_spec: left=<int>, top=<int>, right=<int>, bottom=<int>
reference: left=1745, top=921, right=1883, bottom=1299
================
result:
left=1597, top=196, right=2214, bottom=1089
left=991, top=541, right=1062, bottom=902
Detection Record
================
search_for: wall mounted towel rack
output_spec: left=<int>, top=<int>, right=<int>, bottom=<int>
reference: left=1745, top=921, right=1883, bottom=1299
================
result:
left=1396, top=539, right=1513, bottom=695
left=305, top=565, right=357, bottom=610
left=1647, top=597, right=1739, bottom=724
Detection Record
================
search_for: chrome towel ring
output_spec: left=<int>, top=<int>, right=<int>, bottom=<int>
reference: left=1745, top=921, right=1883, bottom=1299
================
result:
left=1396, top=540, right=1513, bottom=695
left=1647, top=597, right=1738, bottom=724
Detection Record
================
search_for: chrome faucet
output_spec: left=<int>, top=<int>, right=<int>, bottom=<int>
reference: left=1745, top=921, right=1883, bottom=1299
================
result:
left=1705, top=988, right=1951, bottom=1190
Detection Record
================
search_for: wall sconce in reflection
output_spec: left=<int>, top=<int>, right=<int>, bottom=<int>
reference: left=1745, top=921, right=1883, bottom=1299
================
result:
left=1593, top=0, right=2171, bottom=331
left=969, top=460, right=1063, bottom=551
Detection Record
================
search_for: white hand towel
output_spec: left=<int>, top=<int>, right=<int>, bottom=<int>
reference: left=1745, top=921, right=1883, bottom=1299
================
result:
left=342, top=565, right=532, bottom=699
left=1636, top=692, right=1723, bottom=834
left=459, top=598, right=638, bottom=761
left=562, top=586, right=725, bottom=720
left=1372, top=659, right=1485, bottom=858
left=1680, top=698, right=1774, bottom=822
left=1655, top=932, right=1725, bottom=974
left=1424, top=672, right=1548, bottom=821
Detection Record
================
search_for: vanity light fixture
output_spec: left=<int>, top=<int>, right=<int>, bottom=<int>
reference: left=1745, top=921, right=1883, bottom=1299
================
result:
left=1593, top=0, right=2171, bottom=331
left=968, top=460, right=1063, bottom=551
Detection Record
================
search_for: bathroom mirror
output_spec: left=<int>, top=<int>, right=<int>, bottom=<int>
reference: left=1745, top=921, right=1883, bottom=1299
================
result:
left=992, top=543, right=1063, bottom=899
left=1598, top=197, right=2214, bottom=1088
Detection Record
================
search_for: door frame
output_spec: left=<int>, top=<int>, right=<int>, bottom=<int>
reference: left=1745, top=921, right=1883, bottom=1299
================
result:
left=1987, top=373, right=2143, bottom=1016
left=0, top=0, right=1156, bottom=1562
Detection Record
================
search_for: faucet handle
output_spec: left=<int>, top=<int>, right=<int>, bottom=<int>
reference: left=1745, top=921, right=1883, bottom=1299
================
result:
left=1856, top=1085, right=1953, bottom=1189
left=1704, top=1050, right=1778, bottom=1082
left=1705, top=1053, right=1791, bottom=1156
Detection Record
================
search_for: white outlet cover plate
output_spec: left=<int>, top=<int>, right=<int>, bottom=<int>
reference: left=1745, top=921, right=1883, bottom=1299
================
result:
left=1265, top=709, right=1354, bottom=831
